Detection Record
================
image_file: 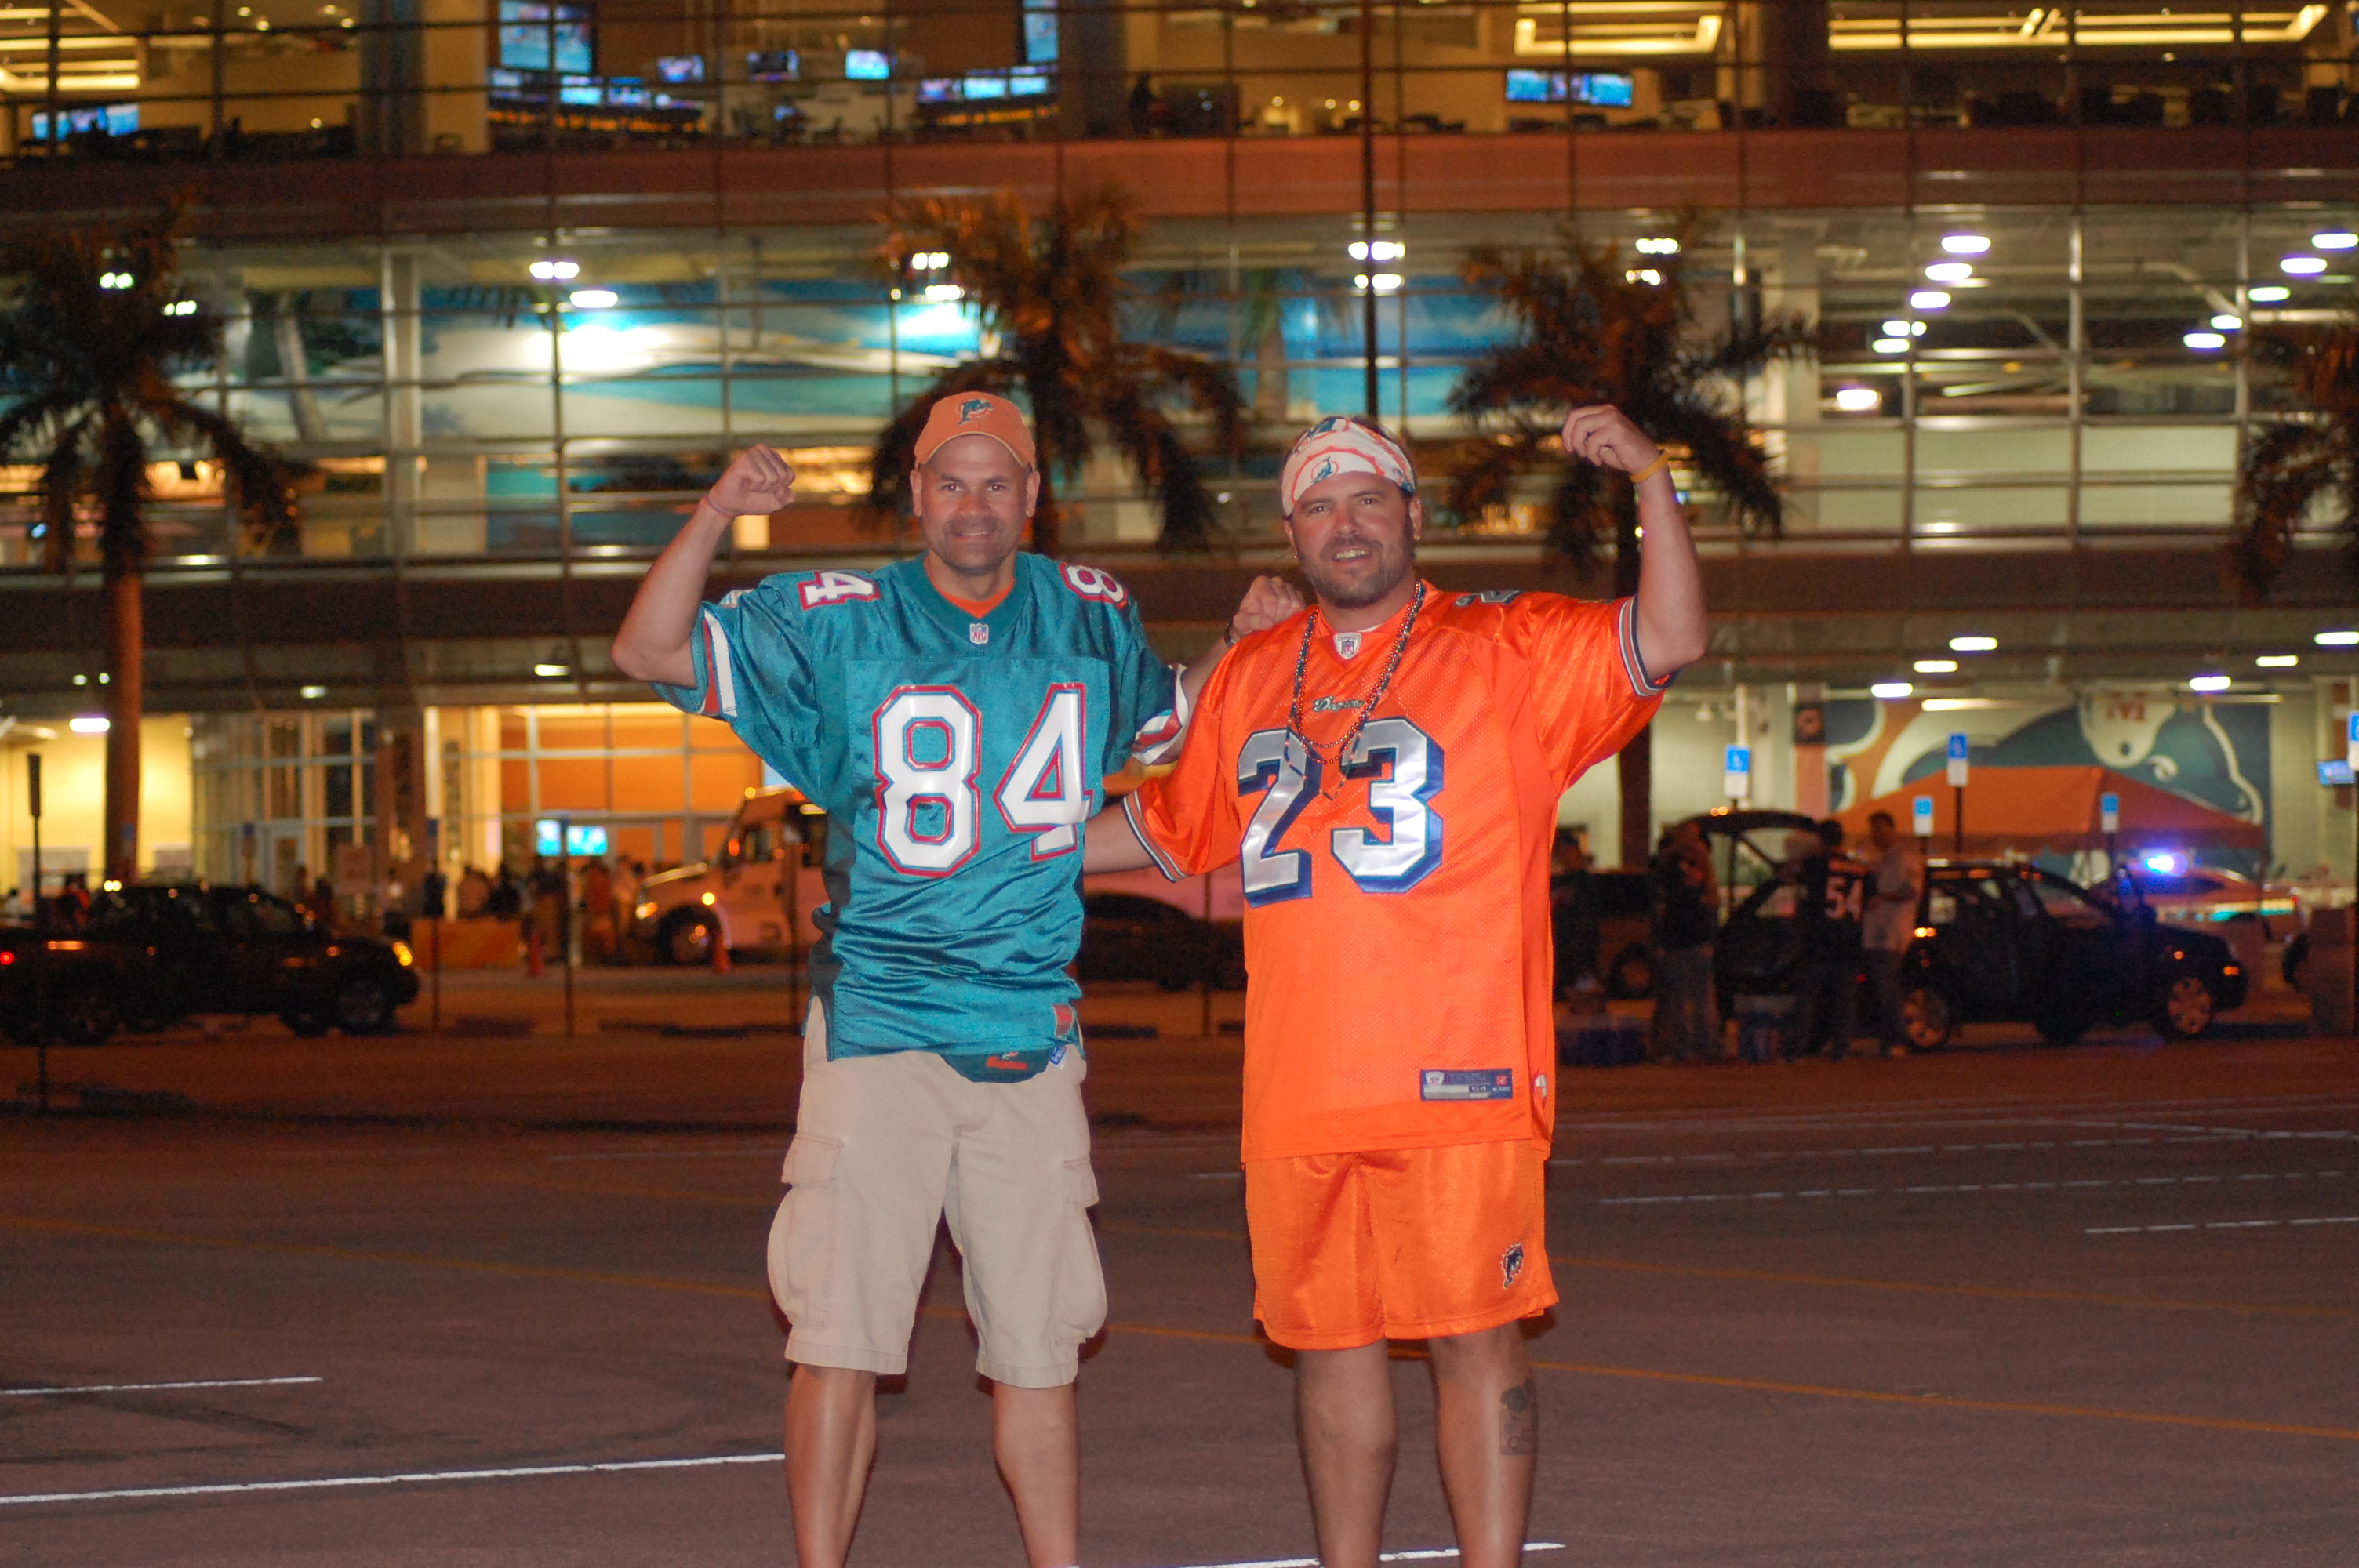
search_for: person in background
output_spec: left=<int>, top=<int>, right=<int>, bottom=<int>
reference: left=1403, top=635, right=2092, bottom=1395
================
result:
left=579, top=856, right=616, bottom=964
left=1548, top=833, right=1601, bottom=1002
left=1787, top=819, right=1866, bottom=1062
left=380, top=871, right=410, bottom=940
left=304, top=876, right=336, bottom=931
left=456, top=862, right=491, bottom=918
left=1, top=886, right=25, bottom=924
left=485, top=862, right=522, bottom=919
left=1649, top=819, right=1721, bottom=1062
left=525, top=855, right=566, bottom=975
left=1859, top=809, right=1924, bottom=1058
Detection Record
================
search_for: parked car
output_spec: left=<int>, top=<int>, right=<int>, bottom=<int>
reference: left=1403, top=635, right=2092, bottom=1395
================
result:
left=632, top=786, right=829, bottom=964
left=1077, top=892, right=1245, bottom=992
left=1552, top=869, right=1656, bottom=999
left=2, top=882, right=420, bottom=1045
left=2126, top=862, right=2299, bottom=937
left=0, top=924, right=142, bottom=1047
left=1899, top=862, right=2245, bottom=1048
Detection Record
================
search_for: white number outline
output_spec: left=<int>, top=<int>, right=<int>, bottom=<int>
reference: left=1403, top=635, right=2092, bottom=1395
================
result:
left=1238, top=728, right=1321, bottom=906
left=871, top=686, right=982, bottom=877
left=799, top=568, right=880, bottom=610
left=1330, top=717, right=1445, bottom=893
left=1060, top=563, right=1130, bottom=608
left=995, top=683, right=1092, bottom=860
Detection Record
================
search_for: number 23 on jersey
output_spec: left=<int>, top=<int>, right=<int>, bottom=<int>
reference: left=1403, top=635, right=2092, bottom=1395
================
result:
left=1238, top=722, right=1445, bottom=906
left=872, top=684, right=1092, bottom=875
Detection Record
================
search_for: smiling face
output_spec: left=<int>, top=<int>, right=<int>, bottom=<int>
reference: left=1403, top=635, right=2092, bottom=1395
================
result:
left=1284, top=470, right=1420, bottom=618
left=912, top=433, right=1037, bottom=581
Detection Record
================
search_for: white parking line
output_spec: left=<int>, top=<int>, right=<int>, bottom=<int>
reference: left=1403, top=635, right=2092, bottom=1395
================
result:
left=2, top=1376, right=323, bottom=1399
left=1594, top=1171, right=2346, bottom=1207
left=1163, top=1545, right=1563, bottom=1568
left=0, top=1451, right=783, bottom=1508
left=2088, top=1216, right=2359, bottom=1236
left=543, top=1147, right=783, bottom=1163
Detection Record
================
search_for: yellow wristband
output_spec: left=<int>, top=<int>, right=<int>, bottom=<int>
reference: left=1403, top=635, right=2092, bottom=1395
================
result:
left=1630, top=451, right=1670, bottom=485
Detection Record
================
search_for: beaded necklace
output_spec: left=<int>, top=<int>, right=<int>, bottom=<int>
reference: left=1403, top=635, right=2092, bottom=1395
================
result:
left=1285, top=581, right=1426, bottom=795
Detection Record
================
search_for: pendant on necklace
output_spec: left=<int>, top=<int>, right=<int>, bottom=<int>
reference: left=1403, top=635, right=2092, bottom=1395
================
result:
left=969, top=622, right=990, bottom=645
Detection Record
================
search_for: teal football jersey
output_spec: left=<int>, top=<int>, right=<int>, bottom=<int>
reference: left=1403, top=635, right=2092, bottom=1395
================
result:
left=653, top=554, right=1183, bottom=1069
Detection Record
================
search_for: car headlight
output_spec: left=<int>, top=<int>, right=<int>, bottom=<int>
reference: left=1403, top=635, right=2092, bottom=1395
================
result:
left=392, top=940, right=413, bottom=967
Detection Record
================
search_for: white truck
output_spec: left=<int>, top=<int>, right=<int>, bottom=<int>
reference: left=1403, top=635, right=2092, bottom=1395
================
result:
left=631, top=786, right=831, bottom=964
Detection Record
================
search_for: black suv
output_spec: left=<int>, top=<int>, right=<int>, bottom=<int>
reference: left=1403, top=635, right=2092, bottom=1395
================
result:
left=2, top=883, right=420, bottom=1046
left=1899, top=862, right=2245, bottom=1048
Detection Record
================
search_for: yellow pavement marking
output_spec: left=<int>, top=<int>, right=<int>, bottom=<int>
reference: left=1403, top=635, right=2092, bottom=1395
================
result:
left=1547, top=1253, right=2359, bottom=1321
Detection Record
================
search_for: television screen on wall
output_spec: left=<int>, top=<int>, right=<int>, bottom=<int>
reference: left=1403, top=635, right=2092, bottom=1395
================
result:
left=655, top=54, right=703, bottom=83
left=746, top=49, right=798, bottom=82
left=843, top=48, right=890, bottom=80
left=499, top=1, right=593, bottom=75
left=1504, top=69, right=1634, bottom=107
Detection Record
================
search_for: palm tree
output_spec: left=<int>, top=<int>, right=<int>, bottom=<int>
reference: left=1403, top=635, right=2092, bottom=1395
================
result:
left=2225, top=299, right=2359, bottom=600
left=1444, top=219, right=1813, bottom=866
left=0, top=209, right=296, bottom=882
left=869, top=186, right=1245, bottom=556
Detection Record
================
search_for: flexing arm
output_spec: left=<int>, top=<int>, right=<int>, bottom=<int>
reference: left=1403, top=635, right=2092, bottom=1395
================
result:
left=610, top=446, right=798, bottom=686
left=1560, top=405, right=1708, bottom=680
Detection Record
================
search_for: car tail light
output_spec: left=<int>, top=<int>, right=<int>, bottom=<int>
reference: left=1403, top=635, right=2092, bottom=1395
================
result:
left=0, top=951, right=13, bottom=965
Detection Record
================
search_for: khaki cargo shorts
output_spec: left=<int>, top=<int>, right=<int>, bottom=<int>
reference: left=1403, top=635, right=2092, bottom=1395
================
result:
left=768, top=1000, right=1106, bottom=1388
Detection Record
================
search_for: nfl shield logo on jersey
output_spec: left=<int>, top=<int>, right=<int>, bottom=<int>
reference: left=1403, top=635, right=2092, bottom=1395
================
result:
left=969, top=622, right=990, bottom=645
left=1501, top=1241, right=1525, bottom=1290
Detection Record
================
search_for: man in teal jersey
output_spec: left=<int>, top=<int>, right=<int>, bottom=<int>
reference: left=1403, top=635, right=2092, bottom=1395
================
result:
left=612, top=394, right=1297, bottom=1568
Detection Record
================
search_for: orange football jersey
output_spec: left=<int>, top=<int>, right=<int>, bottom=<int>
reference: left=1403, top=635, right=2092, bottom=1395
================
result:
left=1124, top=584, right=1667, bottom=1161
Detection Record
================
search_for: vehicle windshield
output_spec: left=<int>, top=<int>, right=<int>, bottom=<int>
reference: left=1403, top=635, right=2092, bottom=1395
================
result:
left=2021, top=873, right=2110, bottom=930
left=221, top=891, right=307, bottom=937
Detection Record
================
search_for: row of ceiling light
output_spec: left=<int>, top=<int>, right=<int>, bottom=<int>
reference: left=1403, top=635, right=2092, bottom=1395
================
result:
left=2185, top=229, right=2356, bottom=350
left=1866, top=628, right=2358, bottom=699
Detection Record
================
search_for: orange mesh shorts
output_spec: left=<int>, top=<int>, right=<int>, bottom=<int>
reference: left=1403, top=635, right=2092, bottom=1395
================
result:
left=1244, top=1139, right=1556, bottom=1351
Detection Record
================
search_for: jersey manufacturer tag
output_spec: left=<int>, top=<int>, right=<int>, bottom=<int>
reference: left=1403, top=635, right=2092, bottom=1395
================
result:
left=1420, top=1069, right=1514, bottom=1102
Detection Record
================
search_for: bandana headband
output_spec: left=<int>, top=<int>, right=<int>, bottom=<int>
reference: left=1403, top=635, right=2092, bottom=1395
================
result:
left=1279, top=416, right=1417, bottom=517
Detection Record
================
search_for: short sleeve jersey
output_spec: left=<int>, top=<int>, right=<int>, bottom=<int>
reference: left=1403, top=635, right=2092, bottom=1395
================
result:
left=653, top=554, right=1182, bottom=1065
left=1125, top=586, right=1667, bottom=1161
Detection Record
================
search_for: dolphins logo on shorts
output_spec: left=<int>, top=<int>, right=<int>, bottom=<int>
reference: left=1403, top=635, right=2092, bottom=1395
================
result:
left=1501, top=1241, right=1525, bottom=1290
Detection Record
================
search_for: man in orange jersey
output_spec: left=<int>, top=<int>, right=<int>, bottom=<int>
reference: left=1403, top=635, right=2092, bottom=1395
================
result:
left=1085, top=408, right=1707, bottom=1568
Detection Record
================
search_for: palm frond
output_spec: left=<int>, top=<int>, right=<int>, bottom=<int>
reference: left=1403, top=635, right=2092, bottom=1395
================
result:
left=2226, top=420, right=2345, bottom=599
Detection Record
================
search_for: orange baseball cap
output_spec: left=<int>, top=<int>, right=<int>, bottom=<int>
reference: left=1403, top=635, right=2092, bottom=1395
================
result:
left=914, top=392, right=1036, bottom=468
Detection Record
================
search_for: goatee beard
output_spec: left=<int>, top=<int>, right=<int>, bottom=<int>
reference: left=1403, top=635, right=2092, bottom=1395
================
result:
left=1304, top=557, right=1413, bottom=611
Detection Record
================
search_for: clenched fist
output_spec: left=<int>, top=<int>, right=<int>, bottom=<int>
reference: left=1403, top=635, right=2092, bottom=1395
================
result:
left=1560, top=405, right=1663, bottom=478
left=703, top=445, right=797, bottom=519
left=1226, top=575, right=1307, bottom=645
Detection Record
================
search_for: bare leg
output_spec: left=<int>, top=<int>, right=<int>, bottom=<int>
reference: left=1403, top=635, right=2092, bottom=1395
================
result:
left=1427, top=1324, right=1536, bottom=1568
left=785, top=1363, right=877, bottom=1568
left=992, top=1381, right=1080, bottom=1568
left=1296, top=1341, right=1398, bottom=1568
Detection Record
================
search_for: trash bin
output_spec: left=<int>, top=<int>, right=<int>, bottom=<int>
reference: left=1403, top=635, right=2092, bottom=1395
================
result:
left=1733, top=993, right=1797, bottom=1064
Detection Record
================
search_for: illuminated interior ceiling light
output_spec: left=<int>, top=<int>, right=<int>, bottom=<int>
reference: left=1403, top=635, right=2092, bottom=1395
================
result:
left=1910, top=290, right=1951, bottom=310
left=2210, top=314, right=2242, bottom=331
left=2314, top=231, right=2359, bottom=251
left=2248, top=285, right=2292, bottom=303
left=1512, top=3, right=1722, bottom=58
left=2255, top=654, right=2299, bottom=668
left=910, top=250, right=951, bottom=270
left=1634, top=237, right=1680, bottom=255
left=1828, top=5, right=2328, bottom=50
left=99, top=270, right=133, bottom=289
left=300, top=684, right=327, bottom=699
left=1924, top=261, right=1974, bottom=283
left=2183, top=331, right=2226, bottom=350
left=71, top=673, right=88, bottom=685
left=2281, top=256, right=2328, bottom=274
left=1356, top=274, right=1404, bottom=292
left=1940, top=234, right=1990, bottom=256
left=70, top=716, right=110, bottom=733
left=1833, top=387, right=1881, bottom=412
left=1623, top=268, right=1662, bottom=285
left=921, top=282, right=964, bottom=302
left=1870, top=681, right=1914, bottom=700
left=1872, top=337, right=1910, bottom=354
left=1347, top=240, right=1405, bottom=262
left=569, top=288, right=618, bottom=308
left=2315, top=629, right=2359, bottom=646
left=1914, top=659, right=1959, bottom=673
left=534, top=662, right=569, bottom=677
left=1950, top=634, right=1998, bottom=652
left=2187, top=673, right=2231, bottom=692
left=529, top=258, right=580, bottom=281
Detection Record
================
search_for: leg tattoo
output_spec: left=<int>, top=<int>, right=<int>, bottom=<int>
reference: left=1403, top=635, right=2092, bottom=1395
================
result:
left=1498, top=1377, right=1538, bottom=1456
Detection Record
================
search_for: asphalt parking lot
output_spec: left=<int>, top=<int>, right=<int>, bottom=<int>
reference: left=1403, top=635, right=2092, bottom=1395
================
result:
left=3, top=973, right=2355, bottom=1566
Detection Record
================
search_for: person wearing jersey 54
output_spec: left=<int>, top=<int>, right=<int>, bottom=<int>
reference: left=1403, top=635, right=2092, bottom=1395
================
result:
left=612, top=394, right=1299, bottom=1568
left=1085, top=408, right=1706, bottom=1568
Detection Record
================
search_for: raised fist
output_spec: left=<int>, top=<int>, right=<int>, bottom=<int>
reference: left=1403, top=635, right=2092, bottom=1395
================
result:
left=705, top=445, right=797, bottom=518
left=1227, top=575, right=1307, bottom=644
left=1560, top=405, right=1663, bottom=477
